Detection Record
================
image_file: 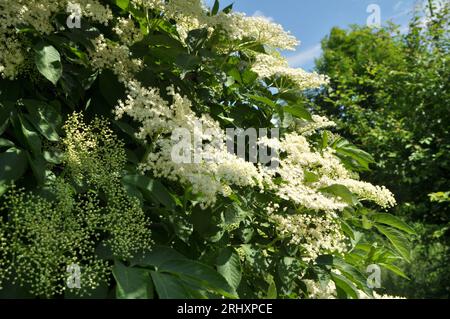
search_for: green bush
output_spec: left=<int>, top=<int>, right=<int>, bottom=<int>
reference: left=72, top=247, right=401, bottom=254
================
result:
left=0, top=0, right=412, bottom=299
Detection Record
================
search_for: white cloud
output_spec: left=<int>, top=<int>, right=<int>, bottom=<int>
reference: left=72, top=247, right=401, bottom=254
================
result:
left=286, top=44, right=322, bottom=68
left=252, top=10, right=274, bottom=22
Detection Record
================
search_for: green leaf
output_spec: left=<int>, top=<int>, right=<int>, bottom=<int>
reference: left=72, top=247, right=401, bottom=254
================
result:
left=0, top=139, right=14, bottom=148
left=362, top=215, right=373, bottom=230
left=242, top=69, right=258, bottom=85
left=112, top=261, right=153, bottom=299
left=0, top=103, right=12, bottom=135
left=26, top=151, right=46, bottom=185
left=246, top=94, right=277, bottom=108
left=131, top=246, right=186, bottom=268
left=23, top=100, right=61, bottom=141
left=211, top=0, right=220, bottom=15
left=0, top=148, right=27, bottom=183
left=284, top=105, right=312, bottom=121
left=158, top=259, right=237, bottom=298
left=115, top=0, right=130, bottom=10
left=113, top=119, right=140, bottom=143
left=331, top=273, right=359, bottom=299
left=332, top=257, right=373, bottom=296
left=191, top=206, right=223, bottom=241
left=222, top=3, right=233, bottom=14
left=315, top=254, right=334, bottom=266
left=378, top=262, right=410, bottom=280
left=371, top=213, right=416, bottom=235
left=331, top=137, right=374, bottom=171
left=150, top=271, right=198, bottom=299
left=34, top=43, right=62, bottom=85
left=122, top=174, right=176, bottom=209
left=216, top=247, right=242, bottom=291
left=19, top=115, right=41, bottom=156
left=222, top=202, right=248, bottom=225
left=340, top=220, right=355, bottom=240
left=304, top=170, right=319, bottom=183
left=265, top=275, right=277, bottom=299
left=320, top=184, right=358, bottom=205
left=176, top=54, right=201, bottom=70
left=186, top=28, right=208, bottom=52
left=43, top=149, right=64, bottom=164
left=375, top=225, right=411, bottom=262
left=321, top=131, right=329, bottom=150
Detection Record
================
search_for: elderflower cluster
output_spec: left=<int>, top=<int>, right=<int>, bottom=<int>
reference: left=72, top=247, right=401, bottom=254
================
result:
left=0, top=114, right=153, bottom=296
left=116, top=74, right=395, bottom=212
left=332, top=179, right=397, bottom=208
left=62, top=113, right=126, bottom=185
left=274, top=133, right=350, bottom=211
left=116, top=81, right=265, bottom=206
left=131, top=0, right=298, bottom=50
left=304, top=279, right=406, bottom=299
left=295, top=115, right=337, bottom=136
left=165, top=0, right=208, bottom=40
left=268, top=205, right=347, bottom=261
left=90, top=35, right=143, bottom=83
left=252, top=53, right=329, bottom=90
left=0, top=35, right=25, bottom=79
left=261, top=131, right=395, bottom=253
left=0, top=0, right=112, bottom=79
left=303, top=279, right=337, bottom=299
left=113, top=17, right=144, bottom=45
left=114, top=80, right=175, bottom=138
left=0, top=183, right=110, bottom=297
left=63, top=113, right=153, bottom=258
left=0, top=0, right=112, bottom=35
left=364, top=291, right=406, bottom=299
left=215, top=12, right=299, bottom=50
left=0, top=225, right=8, bottom=289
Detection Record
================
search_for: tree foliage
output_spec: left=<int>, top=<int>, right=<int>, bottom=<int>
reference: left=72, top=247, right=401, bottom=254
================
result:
left=0, top=0, right=413, bottom=299
left=313, top=2, right=449, bottom=298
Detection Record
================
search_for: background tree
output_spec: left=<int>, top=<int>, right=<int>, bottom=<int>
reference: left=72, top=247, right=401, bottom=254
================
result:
left=313, top=3, right=449, bottom=298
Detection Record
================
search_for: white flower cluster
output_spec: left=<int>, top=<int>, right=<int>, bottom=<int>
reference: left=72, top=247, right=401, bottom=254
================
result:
left=90, top=35, right=143, bottom=83
left=215, top=13, right=299, bottom=50
left=260, top=130, right=395, bottom=256
left=113, top=17, right=144, bottom=45
left=333, top=178, right=397, bottom=208
left=128, top=1, right=327, bottom=91
left=0, top=0, right=112, bottom=34
left=0, top=0, right=112, bottom=79
left=302, top=278, right=406, bottom=299
left=115, top=77, right=395, bottom=258
left=252, top=53, right=329, bottom=90
left=276, top=134, right=348, bottom=210
left=304, top=277, right=406, bottom=299
left=115, top=81, right=265, bottom=207
left=295, top=115, right=337, bottom=136
left=303, top=279, right=337, bottom=299
left=362, top=291, right=406, bottom=299
left=268, top=204, right=347, bottom=261
left=133, top=0, right=298, bottom=50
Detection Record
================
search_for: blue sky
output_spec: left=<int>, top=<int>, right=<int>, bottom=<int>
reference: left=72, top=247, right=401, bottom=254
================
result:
left=204, top=0, right=424, bottom=70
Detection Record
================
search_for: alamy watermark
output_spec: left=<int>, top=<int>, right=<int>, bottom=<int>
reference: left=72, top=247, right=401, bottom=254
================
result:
left=66, top=263, right=81, bottom=289
left=366, top=264, right=381, bottom=289
left=66, top=2, right=82, bottom=29
left=367, top=4, right=381, bottom=28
